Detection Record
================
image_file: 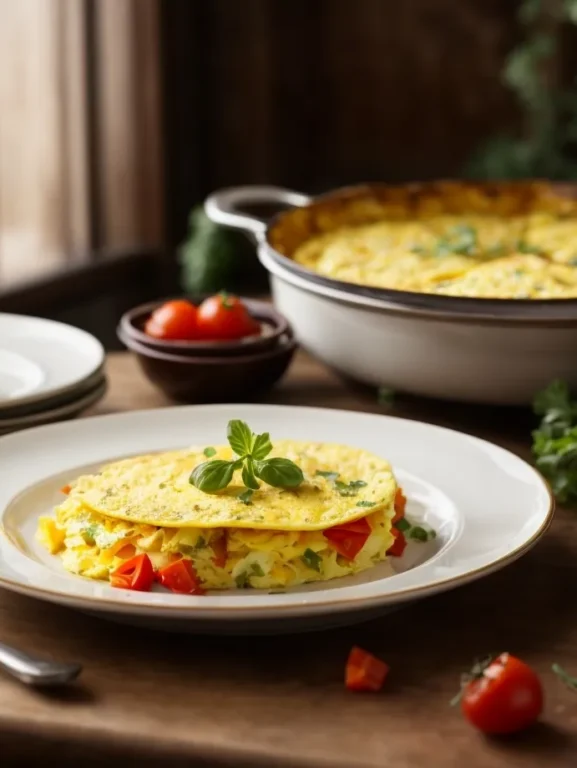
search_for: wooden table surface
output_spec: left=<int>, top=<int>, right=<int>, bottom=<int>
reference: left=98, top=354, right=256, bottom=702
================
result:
left=2, top=351, right=577, bottom=768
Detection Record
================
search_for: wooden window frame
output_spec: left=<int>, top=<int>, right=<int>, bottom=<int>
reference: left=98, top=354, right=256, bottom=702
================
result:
left=0, top=0, right=164, bottom=290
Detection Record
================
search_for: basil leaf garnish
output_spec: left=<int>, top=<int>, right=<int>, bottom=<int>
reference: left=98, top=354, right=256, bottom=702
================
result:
left=251, top=432, right=272, bottom=460
left=190, top=460, right=237, bottom=492
left=254, top=457, right=304, bottom=488
left=227, top=420, right=254, bottom=457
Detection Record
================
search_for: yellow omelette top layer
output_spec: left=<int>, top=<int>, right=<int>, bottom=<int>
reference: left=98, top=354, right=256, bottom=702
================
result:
left=292, top=214, right=577, bottom=299
left=63, top=440, right=397, bottom=531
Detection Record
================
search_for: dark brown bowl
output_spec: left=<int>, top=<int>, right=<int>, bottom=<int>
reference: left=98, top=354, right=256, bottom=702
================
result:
left=118, top=327, right=297, bottom=403
left=119, top=298, right=291, bottom=357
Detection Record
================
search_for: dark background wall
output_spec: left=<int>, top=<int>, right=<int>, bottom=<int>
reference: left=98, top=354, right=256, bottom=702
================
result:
left=162, top=0, right=520, bottom=249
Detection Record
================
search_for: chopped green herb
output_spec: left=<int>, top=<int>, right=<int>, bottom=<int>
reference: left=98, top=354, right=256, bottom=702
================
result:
left=335, top=480, right=366, bottom=497
left=81, top=524, right=99, bottom=546
left=569, top=257, right=577, bottom=266
left=434, top=225, right=477, bottom=257
left=377, top=387, right=395, bottom=407
left=203, top=447, right=217, bottom=458
left=235, top=572, right=249, bottom=589
left=238, top=488, right=254, bottom=505
left=158, top=482, right=166, bottom=489
left=487, top=243, right=506, bottom=257
left=302, top=548, right=322, bottom=572
left=315, top=470, right=340, bottom=482
left=356, top=500, right=376, bottom=508
left=409, top=526, right=430, bottom=542
left=195, top=535, right=206, bottom=549
left=250, top=563, right=265, bottom=578
left=410, top=244, right=427, bottom=254
left=395, top=517, right=411, bottom=532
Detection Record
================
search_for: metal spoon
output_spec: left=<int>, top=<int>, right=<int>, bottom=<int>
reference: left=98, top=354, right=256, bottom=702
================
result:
left=0, top=642, right=82, bottom=686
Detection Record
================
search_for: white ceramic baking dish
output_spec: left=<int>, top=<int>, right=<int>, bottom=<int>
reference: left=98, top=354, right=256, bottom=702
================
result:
left=205, top=182, right=577, bottom=405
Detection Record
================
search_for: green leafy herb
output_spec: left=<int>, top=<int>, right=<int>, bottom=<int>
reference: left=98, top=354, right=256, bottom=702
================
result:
left=235, top=572, right=249, bottom=589
left=356, top=501, right=376, bottom=508
left=81, top=524, right=99, bottom=546
left=302, top=548, right=322, bottom=572
left=408, top=526, right=429, bottom=542
left=552, top=663, right=577, bottom=691
left=238, top=488, right=254, bottom=505
left=334, top=480, right=366, bottom=497
left=250, top=563, right=265, bottom=578
left=315, top=470, right=340, bottom=482
left=252, top=432, right=273, bottom=460
left=254, top=457, right=304, bottom=488
left=227, top=419, right=254, bottom=457
left=394, top=517, right=436, bottom=541
left=203, top=447, right=217, bottom=458
left=190, top=420, right=304, bottom=494
left=531, top=380, right=577, bottom=504
left=435, top=225, right=478, bottom=257
left=195, top=536, right=206, bottom=549
left=190, top=459, right=240, bottom=492
left=242, top=461, right=260, bottom=490
left=377, top=387, right=395, bottom=407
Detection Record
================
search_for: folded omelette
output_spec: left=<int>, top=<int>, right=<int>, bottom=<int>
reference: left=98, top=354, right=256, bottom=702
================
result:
left=37, top=440, right=399, bottom=591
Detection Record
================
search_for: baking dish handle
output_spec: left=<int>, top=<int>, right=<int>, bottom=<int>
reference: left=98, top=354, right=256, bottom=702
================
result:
left=204, top=186, right=312, bottom=241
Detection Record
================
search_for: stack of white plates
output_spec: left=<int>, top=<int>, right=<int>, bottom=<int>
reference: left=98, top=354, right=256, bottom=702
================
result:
left=0, top=314, right=106, bottom=434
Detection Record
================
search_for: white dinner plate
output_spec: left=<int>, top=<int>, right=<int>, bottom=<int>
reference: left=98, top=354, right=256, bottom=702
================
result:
left=0, top=378, right=107, bottom=434
left=0, top=404, right=553, bottom=634
left=0, top=313, right=104, bottom=410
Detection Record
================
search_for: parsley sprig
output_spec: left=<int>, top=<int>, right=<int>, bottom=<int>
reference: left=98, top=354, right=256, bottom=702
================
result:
left=532, top=380, right=577, bottom=504
left=190, top=420, right=304, bottom=494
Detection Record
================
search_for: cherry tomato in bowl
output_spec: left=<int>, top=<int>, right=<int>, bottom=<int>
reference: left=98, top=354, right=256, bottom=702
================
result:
left=196, top=293, right=261, bottom=340
left=456, top=653, right=543, bottom=735
left=145, top=300, right=199, bottom=341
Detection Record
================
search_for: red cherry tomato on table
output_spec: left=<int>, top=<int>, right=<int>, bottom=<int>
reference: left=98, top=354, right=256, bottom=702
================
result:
left=196, top=293, right=260, bottom=340
left=144, top=300, right=199, bottom=341
left=458, top=653, right=543, bottom=735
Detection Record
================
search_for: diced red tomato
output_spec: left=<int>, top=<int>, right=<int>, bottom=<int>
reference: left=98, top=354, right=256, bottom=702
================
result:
left=211, top=533, right=228, bottom=568
left=323, top=517, right=371, bottom=560
left=393, top=488, right=406, bottom=523
left=157, top=559, right=205, bottom=595
left=60, top=484, right=72, bottom=495
left=386, top=528, right=407, bottom=557
left=110, top=553, right=154, bottom=592
left=346, top=646, right=389, bottom=692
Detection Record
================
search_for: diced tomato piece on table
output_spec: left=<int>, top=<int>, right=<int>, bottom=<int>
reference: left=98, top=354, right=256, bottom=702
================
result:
left=346, top=646, right=389, bottom=692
